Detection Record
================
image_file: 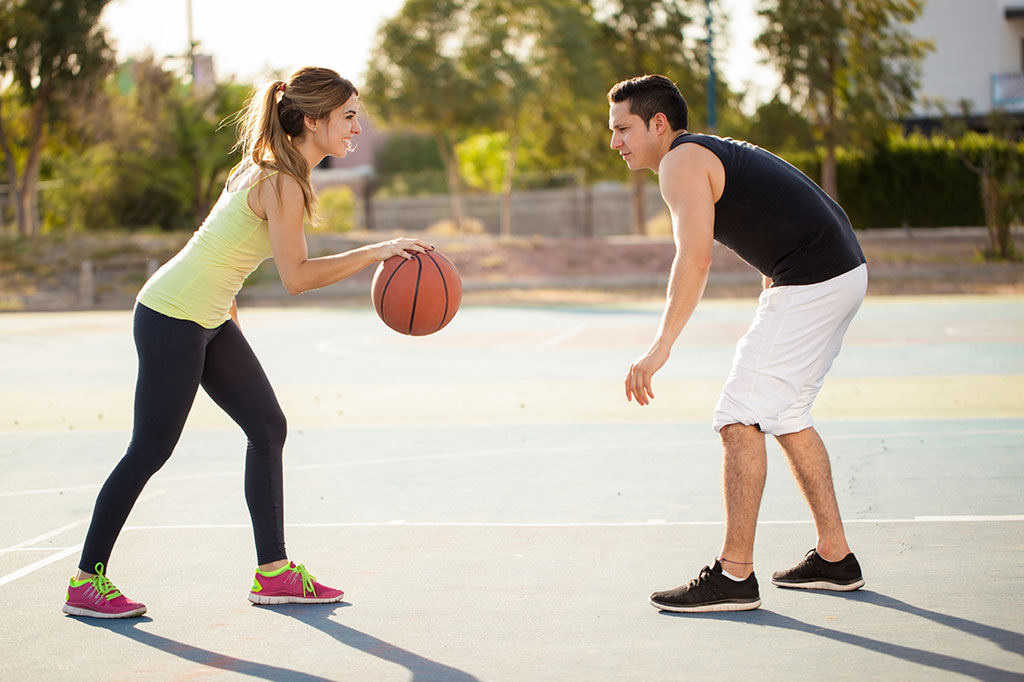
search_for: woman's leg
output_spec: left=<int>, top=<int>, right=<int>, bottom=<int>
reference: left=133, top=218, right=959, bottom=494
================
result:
left=199, top=320, right=288, bottom=566
left=78, top=305, right=212, bottom=573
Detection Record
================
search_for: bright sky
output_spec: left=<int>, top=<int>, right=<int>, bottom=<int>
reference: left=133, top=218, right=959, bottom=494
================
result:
left=100, top=0, right=776, bottom=107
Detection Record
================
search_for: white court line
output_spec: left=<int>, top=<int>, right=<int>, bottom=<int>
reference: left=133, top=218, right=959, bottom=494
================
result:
left=1, top=426, right=1021, bottom=498
left=5, top=518, right=90, bottom=549
left=0, top=546, right=81, bottom=588
left=828, top=428, right=1024, bottom=440
left=0, top=440, right=718, bottom=497
left=0, top=491, right=165, bottom=588
left=534, top=327, right=586, bottom=351
left=118, top=515, right=1024, bottom=531
left=5, top=514, right=1020, bottom=589
left=0, top=482, right=105, bottom=498
left=914, top=514, right=1024, bottom=522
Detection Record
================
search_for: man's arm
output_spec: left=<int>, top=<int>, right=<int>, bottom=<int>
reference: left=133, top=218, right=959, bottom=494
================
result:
left=625, top=145, right=717, bottom=405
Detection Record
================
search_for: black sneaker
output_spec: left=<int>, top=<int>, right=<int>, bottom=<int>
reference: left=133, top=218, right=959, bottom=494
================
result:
left=650, top=560, right=761, bottom=613
left=771, top=549, right=865, bottom=591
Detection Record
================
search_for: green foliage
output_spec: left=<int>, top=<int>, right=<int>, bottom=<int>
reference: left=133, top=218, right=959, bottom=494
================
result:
left=0, top=0, right=115, bottom=235
left=374, top=132, right=445, bottom=176
left=457, top=132, right=513, bottom=193
left=372, top=131, right=447, bottom=197
left=839, top=134, right=984, bottom=229
left=44, top=58, right=248, bottom=232
left=315, top=186, right=358, bottom=232
left=738, top=95, right=817, bottom=154
left=365, top=0, right=713, bottom=196
left=757, top=0, right=932, bottom=195
left=777, top=132, right=1013, bottom=229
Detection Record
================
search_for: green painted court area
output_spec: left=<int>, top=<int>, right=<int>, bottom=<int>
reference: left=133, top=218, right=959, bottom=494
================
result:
left=1, top=295, right=1022, bottom=681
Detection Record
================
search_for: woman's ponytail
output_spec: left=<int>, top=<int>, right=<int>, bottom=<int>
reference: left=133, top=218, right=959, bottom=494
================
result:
left=231, top=68, right=357, bottom=220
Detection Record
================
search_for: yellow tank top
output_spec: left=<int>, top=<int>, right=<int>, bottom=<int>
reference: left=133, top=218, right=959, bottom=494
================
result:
left=137, top=173, right=275, bottom=329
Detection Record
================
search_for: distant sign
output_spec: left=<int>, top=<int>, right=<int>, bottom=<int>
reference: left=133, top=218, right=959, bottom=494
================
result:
left=992, top=72, right=1024, bottom=111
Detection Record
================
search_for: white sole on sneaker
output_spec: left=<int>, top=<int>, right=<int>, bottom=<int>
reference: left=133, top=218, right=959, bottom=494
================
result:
left=247, top=592, right=344, bottom=605
left=650, top=598, right=762, bottom=613
left=770, top=578, right=865, bottom=591
left=61, top=603, right=147, bottom=618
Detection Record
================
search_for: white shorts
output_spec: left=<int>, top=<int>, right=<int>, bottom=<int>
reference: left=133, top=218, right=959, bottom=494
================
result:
left=712, top=264, right=868, bottom=436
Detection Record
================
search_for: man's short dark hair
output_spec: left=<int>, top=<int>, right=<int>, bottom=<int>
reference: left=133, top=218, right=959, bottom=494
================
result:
left=607, top=75, right=688, bottom=132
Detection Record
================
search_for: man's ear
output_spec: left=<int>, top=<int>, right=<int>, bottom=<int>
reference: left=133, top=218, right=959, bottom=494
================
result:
left=652, top=112, right=670, bottom=134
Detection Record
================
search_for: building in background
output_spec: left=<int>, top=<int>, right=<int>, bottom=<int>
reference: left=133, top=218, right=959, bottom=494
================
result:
left=907, top=0, right=1024, bottom=129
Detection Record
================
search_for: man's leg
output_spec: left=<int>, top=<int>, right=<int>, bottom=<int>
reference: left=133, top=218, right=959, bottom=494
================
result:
left=718, top=423, right=767, bottom=579
left=776, top=426, right=851, bottom=561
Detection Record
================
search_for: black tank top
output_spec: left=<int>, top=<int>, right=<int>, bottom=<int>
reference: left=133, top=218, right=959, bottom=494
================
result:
left=669, top=133, right=865, bottom=286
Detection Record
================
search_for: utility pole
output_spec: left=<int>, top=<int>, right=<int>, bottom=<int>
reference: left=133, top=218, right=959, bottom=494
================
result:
left=706, top=0, right=717, bottom=133
left=186, top=0, right=196, bottom=77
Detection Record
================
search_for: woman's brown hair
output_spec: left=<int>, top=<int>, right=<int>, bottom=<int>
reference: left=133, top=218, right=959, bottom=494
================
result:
left=232, top=66, right=358, bottom=219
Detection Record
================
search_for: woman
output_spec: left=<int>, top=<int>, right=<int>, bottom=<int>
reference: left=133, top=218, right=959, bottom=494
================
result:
left=62, top=67, right=430, bottom=618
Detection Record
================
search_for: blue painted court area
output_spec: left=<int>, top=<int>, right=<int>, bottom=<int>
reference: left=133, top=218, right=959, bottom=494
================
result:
left=1, top=295, right=1022, bottom=680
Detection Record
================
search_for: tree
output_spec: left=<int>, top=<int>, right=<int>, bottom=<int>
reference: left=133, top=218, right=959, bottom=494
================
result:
left=944, top=104, right=1024, bottom=261
left=744, top=94, right=816, bottom=154
left=46, top=57, right=247, bottom=232
left=757, top=0, right=931, bottom=200
left=0, top=0, right=114, bottom=236
left=365, top=0, right=483, bottom=232
left=593, top=0, right=706, bottom=234
left=457, top=0, right=540, bottom=236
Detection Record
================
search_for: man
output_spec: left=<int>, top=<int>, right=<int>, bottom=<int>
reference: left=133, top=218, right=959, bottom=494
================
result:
left=608, top=74, right=867, bottom=613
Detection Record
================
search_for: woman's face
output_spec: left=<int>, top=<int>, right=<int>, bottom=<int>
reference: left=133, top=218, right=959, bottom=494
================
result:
left=316, top=94, right=361, bottom=158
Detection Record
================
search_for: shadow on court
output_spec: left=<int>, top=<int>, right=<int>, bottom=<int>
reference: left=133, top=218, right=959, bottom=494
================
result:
left=78, top=616, right=332, bottom=681
left=76, top=604, right=480, bottom=682
left=263, top=604, right=481, bottom=682
left=661, top=589, right=1024, bottom=681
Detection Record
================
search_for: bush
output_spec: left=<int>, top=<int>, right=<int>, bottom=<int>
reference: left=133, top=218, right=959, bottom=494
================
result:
left=778, top=132, right=1004, bottom=229
left=315, top=186, right=358, bottom=232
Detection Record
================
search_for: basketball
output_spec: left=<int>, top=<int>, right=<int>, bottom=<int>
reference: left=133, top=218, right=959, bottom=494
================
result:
left=371, top=249, right=462, bottom=335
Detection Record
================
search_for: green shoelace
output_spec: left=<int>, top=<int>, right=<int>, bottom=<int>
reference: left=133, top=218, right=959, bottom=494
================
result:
left=88, top=562, right=123, bottom=601
left=293, top=563, right=317, bottom=596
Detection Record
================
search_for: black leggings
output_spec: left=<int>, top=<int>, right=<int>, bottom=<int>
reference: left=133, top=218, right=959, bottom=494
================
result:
left=79, top=303, right=288, bottom=571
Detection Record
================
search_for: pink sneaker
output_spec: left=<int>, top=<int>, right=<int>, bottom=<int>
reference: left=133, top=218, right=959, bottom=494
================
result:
left=248, top=562, right=344, bottom=605
left=62, top=563, right=147, bottom=618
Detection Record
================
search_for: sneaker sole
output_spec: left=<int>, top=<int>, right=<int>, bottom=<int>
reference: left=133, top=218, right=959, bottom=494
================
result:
left=248, top=592, right=344, bottom=605
left=650, top=597, right=762, bottom=613
left=62, top=603, right=147, bottom=618
left=770, top=578, right=865, bottom=591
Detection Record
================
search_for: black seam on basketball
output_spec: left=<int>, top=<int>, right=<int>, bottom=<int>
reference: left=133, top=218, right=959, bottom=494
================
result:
left=378, top=258, right=409, bottom=318
left=408, top=255, right=422, bottom=335
left=424, top=251, right=449, bottom=333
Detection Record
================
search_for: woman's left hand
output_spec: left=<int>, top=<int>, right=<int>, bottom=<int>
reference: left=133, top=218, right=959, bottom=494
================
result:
left=371, top=238, right=433, bottom=262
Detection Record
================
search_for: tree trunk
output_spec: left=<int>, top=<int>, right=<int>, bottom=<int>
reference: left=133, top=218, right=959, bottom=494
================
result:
left=5, top=87, right=50, bottom=236
left=821, top=47, right=839, bottom=202
left=0, top=99, right=23, bottom=235
left=821, top=144, right=839, bottom=202
left=436, top=133, right=466, bottom=233
left=500, top=130, right=520, bottom=238
left=631, top=171, right=647, bottom=235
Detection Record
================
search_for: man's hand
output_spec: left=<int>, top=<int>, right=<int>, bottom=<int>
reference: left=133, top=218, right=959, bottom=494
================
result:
left=625, top=345, right=670, bottom=406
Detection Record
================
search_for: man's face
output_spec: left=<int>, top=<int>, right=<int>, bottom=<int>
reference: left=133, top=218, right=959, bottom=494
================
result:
left=609, top=100, right=656, bottom=171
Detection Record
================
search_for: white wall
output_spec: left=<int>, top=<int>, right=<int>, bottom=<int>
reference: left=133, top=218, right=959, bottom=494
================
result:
left=911, top=0, right=1024, bottom=115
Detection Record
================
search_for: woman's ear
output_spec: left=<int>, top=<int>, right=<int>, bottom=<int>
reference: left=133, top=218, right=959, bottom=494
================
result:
left=303, top=115, right=318, bottom=134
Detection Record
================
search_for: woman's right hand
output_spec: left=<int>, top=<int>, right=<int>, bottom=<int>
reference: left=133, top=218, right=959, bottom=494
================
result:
left=372, top=238, right=434, bottom=261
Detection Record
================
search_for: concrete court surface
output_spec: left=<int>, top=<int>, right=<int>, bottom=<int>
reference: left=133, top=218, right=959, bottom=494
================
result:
left=1, top=295, right=1022, bottom=681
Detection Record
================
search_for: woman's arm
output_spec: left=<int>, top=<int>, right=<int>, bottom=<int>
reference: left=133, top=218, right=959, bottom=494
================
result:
left=258, top=173, right=432, bottom=295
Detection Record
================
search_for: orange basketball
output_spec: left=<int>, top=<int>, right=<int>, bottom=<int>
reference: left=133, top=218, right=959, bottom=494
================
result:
left=371, top=250, right=462, bottom=336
